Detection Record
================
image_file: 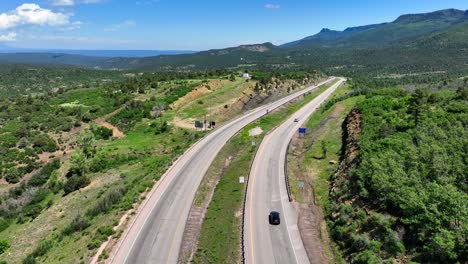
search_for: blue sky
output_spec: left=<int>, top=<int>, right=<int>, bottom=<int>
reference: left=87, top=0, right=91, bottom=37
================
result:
left=0, top=0, right=466, bottom=50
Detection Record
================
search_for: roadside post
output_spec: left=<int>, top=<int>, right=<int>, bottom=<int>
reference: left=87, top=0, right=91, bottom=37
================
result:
left=299, top=181, right=304, bottom=196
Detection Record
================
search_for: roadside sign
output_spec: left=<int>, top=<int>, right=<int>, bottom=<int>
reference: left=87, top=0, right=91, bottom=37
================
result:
left=251, top=141, right=256, bottom=146
left=298, top=182, right=304, bottom=188
left=239, top=177, right=245, bottom=183
left=299, top=128, right=307, bottom=134
left=195, top=121, right=203, bottom=128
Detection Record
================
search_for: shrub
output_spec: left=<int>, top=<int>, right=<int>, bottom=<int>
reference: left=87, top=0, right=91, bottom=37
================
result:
left=87, top=239, right=102, bottom=250
left=32, top=134, right=58, bottom=153
left=31, top=240, right=53, bottom=258
left=4, top=168, right=21, bottom=184
left=28, top=159, right=60, bottom=187
left=353, top=250, right=382, bottom=264
left=63, top=215, right=90, bottom=235
left=154, top=121, right=169, bottom=135
left=0, top=239, right=10, bottom=255
left=91, top=125, right=113, bottom=140
left=63, top=175, right=90, bottom=195
left=86, top=186, right=127, bottom=217
left=22, top=255, right=36, bottom=264
left=0, top=218, right=9, bottom=232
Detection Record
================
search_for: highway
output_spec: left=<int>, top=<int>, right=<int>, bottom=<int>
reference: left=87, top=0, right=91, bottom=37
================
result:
left=244, top=78, right=345, bottom=264
left=108, top=77, right=337, bottom=264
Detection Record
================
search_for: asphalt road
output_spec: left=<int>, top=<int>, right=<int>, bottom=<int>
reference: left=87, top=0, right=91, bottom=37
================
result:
left=244, top=78, right=345, bottom=264
left=108, top=77, right=337, bottom=264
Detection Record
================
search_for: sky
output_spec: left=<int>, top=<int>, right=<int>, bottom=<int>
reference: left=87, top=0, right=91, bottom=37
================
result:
left=0, top=0, right=466, bottom=50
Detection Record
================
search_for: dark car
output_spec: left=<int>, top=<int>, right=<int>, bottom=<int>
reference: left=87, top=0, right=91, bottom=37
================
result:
left=294, top=118, right=299, bottom=122
left=269, top=211, right=280, bottom=225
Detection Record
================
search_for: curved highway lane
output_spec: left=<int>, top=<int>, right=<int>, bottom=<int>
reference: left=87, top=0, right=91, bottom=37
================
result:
left=244, top=78, right=345, bottom=264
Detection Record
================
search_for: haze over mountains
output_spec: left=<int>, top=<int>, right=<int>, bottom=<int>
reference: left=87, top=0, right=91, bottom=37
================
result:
left=0, top=48, right=196, bottom=58
left=0, top=8, right=467, bottom=73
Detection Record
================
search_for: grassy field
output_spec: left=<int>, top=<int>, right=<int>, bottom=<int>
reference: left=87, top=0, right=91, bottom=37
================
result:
left=192, top=79, right=339, bottom=263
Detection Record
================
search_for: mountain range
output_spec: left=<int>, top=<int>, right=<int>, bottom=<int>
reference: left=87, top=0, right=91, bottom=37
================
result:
left=0, top=8, right=467, bottom=75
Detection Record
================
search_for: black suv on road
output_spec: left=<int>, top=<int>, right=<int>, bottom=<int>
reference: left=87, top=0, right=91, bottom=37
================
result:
left=269, top=211, right=280, bottom=225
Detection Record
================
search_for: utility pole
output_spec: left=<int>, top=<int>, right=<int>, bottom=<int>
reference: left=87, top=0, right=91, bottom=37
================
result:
left=209, top=93, right=213, bottom=129
left=204, top=114, right=207, bottom=131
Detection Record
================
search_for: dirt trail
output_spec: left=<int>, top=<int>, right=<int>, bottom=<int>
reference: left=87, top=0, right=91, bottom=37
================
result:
left=94, top=108, right=125, bottom=138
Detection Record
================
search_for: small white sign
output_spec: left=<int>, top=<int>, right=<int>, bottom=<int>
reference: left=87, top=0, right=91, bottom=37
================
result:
left=239, top=177, right=245, bottom=183
left=251, top=141, right=256, bottom=146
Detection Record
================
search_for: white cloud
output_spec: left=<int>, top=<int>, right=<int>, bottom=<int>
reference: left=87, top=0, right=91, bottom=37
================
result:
left=81, top=0, right=104, bottom=3
left=104, top=20, right=136, bottom=31
left=59, top=21, right=83, bottom=31
left=0, top=32, right=17, bottom=42
left=264, top=3, right=280, bottom=9
left=52, top=0, right=75, bottom=6
left=0, top=3, right=70, bottom=30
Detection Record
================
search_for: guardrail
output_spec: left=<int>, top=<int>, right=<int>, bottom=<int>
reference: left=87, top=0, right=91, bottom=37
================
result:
left=284, top=137, right=294, bottom=202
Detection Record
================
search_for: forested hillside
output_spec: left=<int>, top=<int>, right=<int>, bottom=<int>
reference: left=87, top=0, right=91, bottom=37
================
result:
left=329, top=84, right=468, bottom=263
left=0, top=64, right=123, bottom=97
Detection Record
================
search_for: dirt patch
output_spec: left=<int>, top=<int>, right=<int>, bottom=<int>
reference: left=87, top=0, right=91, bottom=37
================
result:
left=297, top=203, right=329, bottom=264
left=171, top=116, right=197, bottom=130
left=172, top=80, right=228, bottom=110
left=248, top=126, right=263, bottom=136
left=94, top=108, right=125, bottom=138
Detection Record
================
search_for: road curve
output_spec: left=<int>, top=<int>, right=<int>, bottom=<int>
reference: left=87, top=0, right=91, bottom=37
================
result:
left=108, top=78, right=337, bottom=264
left=244, top=78, right=345, bottom=264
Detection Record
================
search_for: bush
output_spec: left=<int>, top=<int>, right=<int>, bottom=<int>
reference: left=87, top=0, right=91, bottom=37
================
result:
left=31, top=240, right=53, bottom=258
left=0, top=217, right=9, bottom=232
left=91, top=125, right=113, bottom=140
left=154, top=121, right=169, bottom=135
left=63, top=175, right=90, bottom=195
left=32, top=134, right=58, bottom=153
left=0, top=239, right=10, bottom=255
left=63, top=215, right=90, bottom=235
left=353, top=250, right=382, bottom=264
left=4, top=168, right=21, bottom=184
left=28, top=159, right=60, bottom=187
left=86, top=186, right=127, bottom=217
left=22, top=256, right=36, bottom=264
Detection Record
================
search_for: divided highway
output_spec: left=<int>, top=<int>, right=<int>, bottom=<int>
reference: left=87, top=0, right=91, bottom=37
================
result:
left=244, top=78, right=345, bottom=264
left=109, top=78, right=337, bottom=264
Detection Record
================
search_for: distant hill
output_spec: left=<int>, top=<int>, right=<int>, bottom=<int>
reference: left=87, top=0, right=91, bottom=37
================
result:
left=282, top=8, right=467, bottom=48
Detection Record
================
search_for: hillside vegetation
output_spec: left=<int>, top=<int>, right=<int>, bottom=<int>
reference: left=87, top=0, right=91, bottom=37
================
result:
left=0, top=68, right=323, bottom=263
left=329, top=84, right=467, bottom=263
